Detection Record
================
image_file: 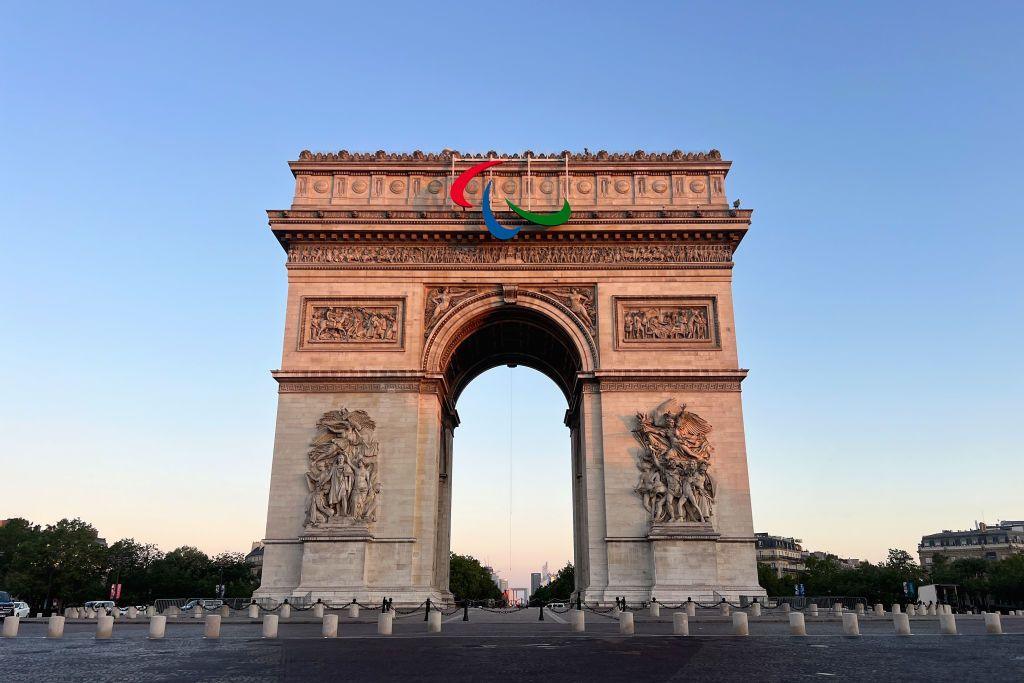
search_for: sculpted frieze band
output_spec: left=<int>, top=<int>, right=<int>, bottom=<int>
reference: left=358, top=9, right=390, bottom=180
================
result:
left=299, top=297, right=405, bottom=351
left=288, top=243, right=732, bottom=267
left=614, top=296, right=719, bottom=350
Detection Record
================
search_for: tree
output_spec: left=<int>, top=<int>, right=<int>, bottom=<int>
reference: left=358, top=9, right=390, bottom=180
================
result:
left=529, top=563, right=575, bottom=606
left=5, top=518, right=108, bottom=611
left=757, top=562, right=797, bottom=597
left=448, top=553, right=502, bottom=602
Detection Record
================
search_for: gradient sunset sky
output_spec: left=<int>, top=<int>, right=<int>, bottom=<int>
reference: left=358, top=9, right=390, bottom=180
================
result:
left=2, top=2, right=1022, bottom=590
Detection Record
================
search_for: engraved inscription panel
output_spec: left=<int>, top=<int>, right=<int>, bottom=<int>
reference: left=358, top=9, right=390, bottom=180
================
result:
left=299, top=297, right=405, bottom=351
left=614, top=296, right=719, bottom=350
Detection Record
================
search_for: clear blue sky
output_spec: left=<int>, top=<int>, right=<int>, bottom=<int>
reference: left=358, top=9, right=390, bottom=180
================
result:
left=2, top=2, right=1022, bottom=589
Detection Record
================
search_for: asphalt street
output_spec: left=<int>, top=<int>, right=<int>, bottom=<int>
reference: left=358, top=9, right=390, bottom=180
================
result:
left=1, top=609, right=1022, bottom=682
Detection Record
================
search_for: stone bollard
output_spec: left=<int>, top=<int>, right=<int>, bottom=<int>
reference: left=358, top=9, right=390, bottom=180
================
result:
left=855, top=603, right=865, bottom=615
left=279, top=604, right=291, bottom=619
left=649, top=602, right=660, bottom=617
left=377, top=611, right=393, bottom=635
left=807, top=604, right=818, bottom=617
left=686, top=602, right=696, bottom=617
left=673, top=612, right=689, bottom=636
left=842, top=613, right=860, bottom=636
left=834, top=604, right=844, bottom=616
left=984, top=613, right=1003, bottom=635
left=146, top=605, right=156, bottom=617
left=127, top=606, right=138, bottom=619
left=262, top=615, right=279, bottom=639
left=927, top=604, right=937, bottom=616
left=944, top=604, right=953, bottom=615
left=2, top=616, right=19, bottom=638
left=732, top=612, right=749, bottom=636
left=750, top=602, right=762, bottom=617
left=165, top=606, right=179, bottom=617
left=782, top=603, right=791, bottom=613
left=204, top=614, right=221, bottom=639
left=939, top=613, right=957, bottom=635
left=874, top=604, right=884, bottom=616
left=618, top=611, right=635, bottom=635
left=47, top=615, right=66, bottom=639
left=64, top=607, right=73, bottom=618
left=219, top=605, right=230, bottom=618
left=789, top=612, right=807, bottom=636
left=96, top=615, right=114, bottom=639
left=719, top=603, right=731, bottom=616
left=194, top=606, right=204, bottom=619
left=906, top=604, right=916, bottom=616
left=893, top=613, right=911, bottom=636
left=429, top=610, right=443, bottom=633
left=248, top=604, right=259, bottom=618
left=149, top=615, right=167, bottom=639
left=70, top=608, right=80, bottom=619
left=348, top=604, right=359, bottom=618
left=570, top=610, right=584, bottom=633
left=313, top=603, right=325, bottom=618
left=892, top=603, right=902, bottom=614
left=322, top=614, right=339, bottom=638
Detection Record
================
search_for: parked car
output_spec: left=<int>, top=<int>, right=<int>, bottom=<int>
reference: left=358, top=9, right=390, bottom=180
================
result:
left=181, top=599, right=224, bottom=611
left=11, top=602, right=30, bottom=618
left=0, top=591, right=16, bottom=620
left=548, top=602, right=566, bottom=610
left=84, top=600, right=115, bottom=613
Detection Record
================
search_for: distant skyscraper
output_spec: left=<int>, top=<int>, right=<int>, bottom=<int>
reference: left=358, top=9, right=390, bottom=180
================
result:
left=530, top=572, right=542, bottom=596
left=541, top=561, right=551, bottom=585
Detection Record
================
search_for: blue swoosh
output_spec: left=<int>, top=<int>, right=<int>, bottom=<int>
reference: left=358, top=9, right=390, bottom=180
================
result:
left=481, top=181, right=520, bottom=240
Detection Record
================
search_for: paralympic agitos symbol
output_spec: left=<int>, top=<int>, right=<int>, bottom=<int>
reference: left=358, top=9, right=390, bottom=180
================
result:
left=450, top=159, right=572, bottom=239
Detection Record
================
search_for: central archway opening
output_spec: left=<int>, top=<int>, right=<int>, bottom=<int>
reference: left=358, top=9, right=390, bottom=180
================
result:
left=431, top=303, right=590, bottom=604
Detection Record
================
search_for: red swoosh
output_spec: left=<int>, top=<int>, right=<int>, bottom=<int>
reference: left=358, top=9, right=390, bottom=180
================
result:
left=450, top=159, right=505, bottom=207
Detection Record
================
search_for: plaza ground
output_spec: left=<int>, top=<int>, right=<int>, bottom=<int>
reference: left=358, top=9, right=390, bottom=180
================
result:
left=2, top=609, right=1023, bottom=681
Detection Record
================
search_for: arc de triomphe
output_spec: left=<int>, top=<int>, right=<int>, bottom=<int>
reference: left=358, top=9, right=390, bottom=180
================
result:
left=254, top=149, right=764, bottom=604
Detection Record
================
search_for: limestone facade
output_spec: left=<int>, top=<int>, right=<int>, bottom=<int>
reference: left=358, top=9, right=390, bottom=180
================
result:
left=255, top=149, right=765, bottom=604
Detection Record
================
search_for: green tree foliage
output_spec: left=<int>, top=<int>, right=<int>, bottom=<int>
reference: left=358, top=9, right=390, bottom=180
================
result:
left=0, top=518, right=256, bottom=612
left=757, top=562, right=797, bottom=597
left=928, top=553, right=1024, bottom=608
left=448, top=553, right=502, bottom=603
left=529, top=563, right=575, bottom=606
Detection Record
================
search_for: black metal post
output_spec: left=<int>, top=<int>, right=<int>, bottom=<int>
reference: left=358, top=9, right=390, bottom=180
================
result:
left=381, top=597, right=387, bottom=612
left=538, top=603, right=545, bottom=621
left=424, top=597, right=431, bottom=621
left=576, top=593, right=582, bottom=611
left=463, top=601, right=469, bottom=621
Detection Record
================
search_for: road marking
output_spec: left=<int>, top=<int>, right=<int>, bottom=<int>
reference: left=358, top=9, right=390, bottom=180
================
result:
left=544, top=608, right=567, bottom=624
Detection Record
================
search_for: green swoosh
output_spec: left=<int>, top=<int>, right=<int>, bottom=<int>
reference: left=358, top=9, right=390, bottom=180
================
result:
left=505, top=199, right=572, bottom=226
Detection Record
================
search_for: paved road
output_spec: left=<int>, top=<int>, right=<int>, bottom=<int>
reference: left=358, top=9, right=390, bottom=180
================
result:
left=2, top=612, right=1022, bottom=681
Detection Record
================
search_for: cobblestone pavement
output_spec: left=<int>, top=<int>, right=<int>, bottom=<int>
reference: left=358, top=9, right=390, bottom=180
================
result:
left=1, top=611, right=1022, bottom=682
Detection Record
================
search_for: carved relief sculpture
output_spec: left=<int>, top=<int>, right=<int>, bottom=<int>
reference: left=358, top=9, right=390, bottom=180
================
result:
left=299, top=298, right=405, bottom=351
left=305, top=409, right=381, bottom=527
left=614, top=296, right=719, bottom=350
left=538, top=286, right=596, bottom=333
left=424, top=287, right=479, bottom=336
left=632, top=399, right=716, bottom=525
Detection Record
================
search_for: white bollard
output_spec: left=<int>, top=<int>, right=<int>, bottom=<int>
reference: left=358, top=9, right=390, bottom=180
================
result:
left=348, top=604, right=359, bottom=618
left=569, top=610, right=584, bottom=633
left=673, top=612, right=689, bottom=636
left=944, top=604, right=953, bottom=615
left=204, top=614, right=221, bottom=639
left=893, top=613, right=911, bottom=636
left=428, top=610, right=443, bottom=633
left=165, top=606, right=179, bottom=617
left=313, top=603, right=325, bottom=618
left=149, top=615, right=166, bottom=639
left=649, top=602, right=660, bottom=617
left=906, top=604, right=916, bottom=616
left=127, top=606, right=138, bottom=619
left=789, top=612, right=806, bottom=636
left=194, top=606, right=204, bottom=619
left=64, top=607, right=72, bottom=618
left=262, top=614, right=279, bottom=639
left=377, top=611, right=393, bottom=635
left=618, top=611, right=635, bottom=635
left=248, top=604, right=259, bottom=618
left=892, top=603, right=902, bottom=614
left=874, top=604, right=884, bottom=616
left=782, top=603, right=791, bottom=613
left=750, top=602, right=762, bottom=617
left=927, top=604, right=937, bottom=616
left=279, top=604, right=291, bottom=619
left=855, top=603, right=865, bottom=615
left=70, top=608, right=80, bottom=619
left=719, top=603, right=731, bottom=616
left=96, top=615, right=114, bottom=639
left=834, top=604, right=844, bottom=616
left=842, top=613, right=860, bottom=636
left=47, top=616, right=66, bottom=639
left=322, top=614, right=339, bottom=638
left=939, top=613, right=957, bottom=635
left=2, top=616, right=19, bottom=638
left=807, top=604, right=819, bottom=617
left=984, top=613, right=1002, bottom=635
left=686, top=602, right=696, bottom=617
left=146, top=605, right=156, bottom=617
left=219, top=605, right=230, bottom=618
left=732, top=612, right=749, bottom=636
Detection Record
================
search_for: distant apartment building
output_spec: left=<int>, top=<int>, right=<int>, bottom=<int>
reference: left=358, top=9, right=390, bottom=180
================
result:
left=918, top=520, right=1024, bottom=566
left=755, top=533, right=806, bottom=577
left=806, top=551, right=861, bottom=570
left=245, top=542, right=264, bottom=579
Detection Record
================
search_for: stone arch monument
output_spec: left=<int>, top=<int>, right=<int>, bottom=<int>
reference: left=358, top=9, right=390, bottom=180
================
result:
left=254, top=149, right=765, bottom=604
